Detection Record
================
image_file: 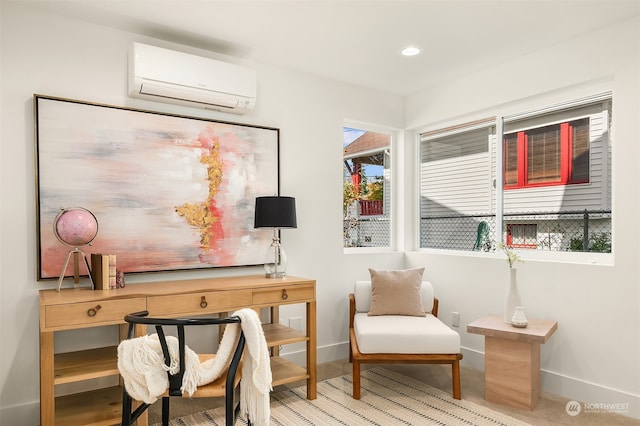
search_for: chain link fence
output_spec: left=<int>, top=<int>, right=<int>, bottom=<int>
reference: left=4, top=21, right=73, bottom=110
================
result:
left=419, top=210, right=611, bottom=252
left=343, top=210, right=611, bottom=252
left=344, top=217, right=390, bottom=247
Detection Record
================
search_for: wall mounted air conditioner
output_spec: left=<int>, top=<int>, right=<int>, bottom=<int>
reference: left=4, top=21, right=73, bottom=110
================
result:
left=128, top=43, right=256, bottom=114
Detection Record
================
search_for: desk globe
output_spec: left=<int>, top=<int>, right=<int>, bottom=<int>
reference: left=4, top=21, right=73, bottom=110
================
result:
left=54, top=207, right=98, bottom=291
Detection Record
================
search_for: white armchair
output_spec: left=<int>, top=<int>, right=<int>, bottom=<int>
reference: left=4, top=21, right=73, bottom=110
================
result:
left=348, top=280, right=463, bottom=400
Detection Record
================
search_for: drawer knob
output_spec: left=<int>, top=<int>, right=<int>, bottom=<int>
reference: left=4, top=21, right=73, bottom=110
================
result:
left=200, top=296, right=208, bottom=308
left=281, top=289, right=288, bottom=300
left=87, top=305, right=102, bottom=317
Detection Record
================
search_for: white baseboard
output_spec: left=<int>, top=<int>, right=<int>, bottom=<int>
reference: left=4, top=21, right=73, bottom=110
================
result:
left=540, top=368, right=640, bottom=419
left=279, top=340, right=350, bottom=366
left=0, top=400, right=39, bottom=426
left=282, top=342, right=640, bottom=421
left=460, top=346, right=639, bottom=420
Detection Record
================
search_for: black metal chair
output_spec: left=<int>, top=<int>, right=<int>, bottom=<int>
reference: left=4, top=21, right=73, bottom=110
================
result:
left=120, top=311, right=248, bottom=426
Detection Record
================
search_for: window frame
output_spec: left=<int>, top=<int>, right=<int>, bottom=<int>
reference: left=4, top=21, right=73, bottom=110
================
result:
left=503, top=118, right=590, bottom=190
left=416, top=92, right=612, bottom=264
left=506, top=223, right=538, bottom=248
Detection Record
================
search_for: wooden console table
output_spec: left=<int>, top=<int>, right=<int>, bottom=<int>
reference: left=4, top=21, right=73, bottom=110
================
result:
left=467, top=314, right=557, bottom=410
left=39, top=275, right=316, bottom=426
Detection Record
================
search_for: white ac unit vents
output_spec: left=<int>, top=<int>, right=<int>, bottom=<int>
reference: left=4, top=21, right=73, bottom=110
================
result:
left=128, top=43, right=256, bottom=114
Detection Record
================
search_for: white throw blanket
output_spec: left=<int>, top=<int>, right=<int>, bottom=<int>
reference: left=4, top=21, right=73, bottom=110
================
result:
left=117, top=308, right=272, bottom=426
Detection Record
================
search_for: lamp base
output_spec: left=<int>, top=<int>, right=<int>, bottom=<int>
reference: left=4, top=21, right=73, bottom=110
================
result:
left=263, top=229, right=288, bottom=279
left=265, top=271, right=287, bottom=279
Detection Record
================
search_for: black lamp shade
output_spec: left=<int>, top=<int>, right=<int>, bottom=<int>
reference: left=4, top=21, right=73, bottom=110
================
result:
left=254, top=196, right=297, bottom=228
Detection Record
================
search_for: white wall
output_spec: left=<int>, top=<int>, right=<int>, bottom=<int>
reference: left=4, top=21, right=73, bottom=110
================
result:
left=404, top=16, right=640, bottom=419
left=0, top=3, right=405, bottom=424
left=2, top=2, right=639, bottom=424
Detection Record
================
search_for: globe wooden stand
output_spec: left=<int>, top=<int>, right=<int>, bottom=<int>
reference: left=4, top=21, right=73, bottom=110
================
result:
left=56, top=247, right=94, bottom=292
left=53, top=207, right=98, bottom=292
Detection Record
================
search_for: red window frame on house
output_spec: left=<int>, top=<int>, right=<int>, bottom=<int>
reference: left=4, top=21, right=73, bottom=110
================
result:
left=503, top=118, right=589, bottom=189
left=506, top=224, right=538, bottom=248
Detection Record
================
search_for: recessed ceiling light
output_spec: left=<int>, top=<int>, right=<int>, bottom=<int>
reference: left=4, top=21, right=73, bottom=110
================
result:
left=401, top=46, right=420, bottom=56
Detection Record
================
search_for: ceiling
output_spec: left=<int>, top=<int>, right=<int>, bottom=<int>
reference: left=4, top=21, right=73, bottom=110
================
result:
left=22, top=0, right=640, bottom=96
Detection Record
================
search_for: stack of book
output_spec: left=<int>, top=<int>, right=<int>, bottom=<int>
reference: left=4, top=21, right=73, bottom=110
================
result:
left=90, top=253, right=119, bottom=290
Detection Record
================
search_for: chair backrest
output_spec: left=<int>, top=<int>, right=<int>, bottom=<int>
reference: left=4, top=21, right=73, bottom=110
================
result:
left=354, top=281, right=435, bottom=314
left=124, top=311, right=245, bottom=396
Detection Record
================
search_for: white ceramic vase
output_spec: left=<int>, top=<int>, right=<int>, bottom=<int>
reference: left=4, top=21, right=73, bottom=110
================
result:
left=504, top=268, right=522, bottom=323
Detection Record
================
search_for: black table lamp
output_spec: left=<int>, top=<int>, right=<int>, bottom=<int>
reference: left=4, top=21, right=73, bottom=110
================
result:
left=254, top=196, right=297, bottom=278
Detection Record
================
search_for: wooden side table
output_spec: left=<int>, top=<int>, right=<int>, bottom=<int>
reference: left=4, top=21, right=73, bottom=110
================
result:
left=467, top=314, right=557, bottom=410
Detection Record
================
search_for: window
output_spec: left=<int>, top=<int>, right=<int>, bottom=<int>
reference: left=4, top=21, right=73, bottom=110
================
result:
left=506, top=224, right=537, bottom=248
left=504, top=118, right=589, bottom=189
left=418, top=120, right=495, bottom=250
left=343, top=126, right=391, bottom=248
left=418, top=94, right=612, bottom=254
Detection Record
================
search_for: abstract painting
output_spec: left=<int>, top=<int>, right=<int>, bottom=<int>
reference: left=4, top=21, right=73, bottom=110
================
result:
left=35, top=95, right=279, bottom=279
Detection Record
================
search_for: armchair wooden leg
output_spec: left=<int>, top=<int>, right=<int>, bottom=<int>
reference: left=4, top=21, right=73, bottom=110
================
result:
left=352, top=359, right=361, bottom=400
left=452, top=359, right=461, bottom=400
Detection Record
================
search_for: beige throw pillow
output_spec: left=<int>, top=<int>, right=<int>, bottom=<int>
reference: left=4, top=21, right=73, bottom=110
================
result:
left=368, top=267, right=426, bottom=317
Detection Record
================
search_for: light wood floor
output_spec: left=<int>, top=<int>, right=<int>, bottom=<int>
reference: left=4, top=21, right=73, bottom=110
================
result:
left=149, top=360, right=639, bottom=425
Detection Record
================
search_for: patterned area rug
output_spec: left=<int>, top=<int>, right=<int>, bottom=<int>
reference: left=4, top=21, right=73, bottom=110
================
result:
left=159, top=367, right=531, bottom=425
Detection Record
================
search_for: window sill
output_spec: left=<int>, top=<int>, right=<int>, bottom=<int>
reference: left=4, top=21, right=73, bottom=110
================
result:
left=413, top=247, right=614, bottom=266
left=344, top=246, right=396, bottom=254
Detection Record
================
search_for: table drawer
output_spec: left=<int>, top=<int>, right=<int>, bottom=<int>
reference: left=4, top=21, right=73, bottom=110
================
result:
left=253, top=285, right=314, bottom=305
left=45, top=298, right=146, bottom=329
left=147, top=289, right=253, bottom=316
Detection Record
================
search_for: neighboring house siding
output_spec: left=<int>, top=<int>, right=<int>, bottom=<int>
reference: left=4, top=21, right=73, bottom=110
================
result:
left=420, top=110, right=609, bottom=217
left=384, top=156, right=391, bottom=216
left=420, top=129, right=491, bottom=217
left=500, top=111, right=610, bottom=213
left=420, top=153, right=491, bottom=215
